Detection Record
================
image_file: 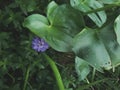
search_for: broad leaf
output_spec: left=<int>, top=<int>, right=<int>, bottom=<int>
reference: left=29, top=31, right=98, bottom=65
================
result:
left=47, top=3, right=85, bottom=37
left=72, top=28, right=112, bottom=72
left=47, top=1, right=58, bottom=21
left=73, top=23, right=120, bottom=71
left=100, top=23, right=120, bottom=68
left=70, top=0, right=107, bottom=27
left=23, top=14, right=49, bottom=37
left=23, top=14, right=73, bottom=52
left=45, top=27, right=73, bottom=52
left=23, top=2, right=85, bottom=52
left=75, top=57, right=90, bottom=81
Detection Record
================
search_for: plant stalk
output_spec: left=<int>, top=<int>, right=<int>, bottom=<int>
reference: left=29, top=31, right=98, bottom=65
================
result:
left=23, top=66, right=30, bottom=90
left=85, top=3, right=120, bottom=15
left=43, top=53, right=65, bottom=90
left=91, top=68, right=96, bottom=82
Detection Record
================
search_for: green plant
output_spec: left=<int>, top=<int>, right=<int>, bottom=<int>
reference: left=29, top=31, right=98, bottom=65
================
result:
left=1, top=0, right=120, bottom=90
left=23, top=0, right=120, bottom=83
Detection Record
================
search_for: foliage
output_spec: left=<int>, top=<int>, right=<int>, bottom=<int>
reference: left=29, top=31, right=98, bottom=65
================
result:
left=1, top=0, right=120, bottom=90
left=23, top=0, right=120, bottom=79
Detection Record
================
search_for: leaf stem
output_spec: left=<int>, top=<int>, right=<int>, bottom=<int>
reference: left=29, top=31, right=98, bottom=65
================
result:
left=23, top=66, right=30, bottom=90
left=85, top=78, right=95, bottom=90
left=43, top=53, right=65, bottom=90
left=85, top=3, right=120, bottom=15
left=91, top=68, right=96, bottom=82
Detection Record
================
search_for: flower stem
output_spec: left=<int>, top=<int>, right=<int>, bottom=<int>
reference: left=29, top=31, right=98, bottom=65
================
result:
left=43, top=53, right=65, bottom=90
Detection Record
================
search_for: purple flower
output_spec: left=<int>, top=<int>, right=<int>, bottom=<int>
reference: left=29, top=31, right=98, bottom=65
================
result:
left=32, top=37, right=49, bottom=52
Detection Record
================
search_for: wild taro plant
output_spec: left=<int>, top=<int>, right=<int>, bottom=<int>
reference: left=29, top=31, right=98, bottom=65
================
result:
left=23, top=0, right=120, bottom=90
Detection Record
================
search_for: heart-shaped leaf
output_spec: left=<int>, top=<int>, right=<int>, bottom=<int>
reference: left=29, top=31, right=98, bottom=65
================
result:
left=23, top=1, right=85, bottom=52
left=73, top=23, right=120, bottom=71
left=47, top=3, right=85, bottom=37
left=72, top=28, right=112, bottom=72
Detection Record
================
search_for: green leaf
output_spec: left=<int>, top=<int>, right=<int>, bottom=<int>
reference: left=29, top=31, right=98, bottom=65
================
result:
left=114, top=15, right=120, bottom=45
left=47, top=4, right=85, bottom=37
left=23, top=14, right=49, bottom=37
left=100, top=23, right=120, bottom=68
left=75, top=57, right=90, bottom=81
left=45, top=27, right=73, bottom=52
left=70, top=0, right=107, bottom=27
left=72, top=28, right=112, bottom=72
left=23, top=2, right=85, bottom=52
left=23, top=14, right=72, bottom=52
left=47, top=1, right=58, bottom=21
